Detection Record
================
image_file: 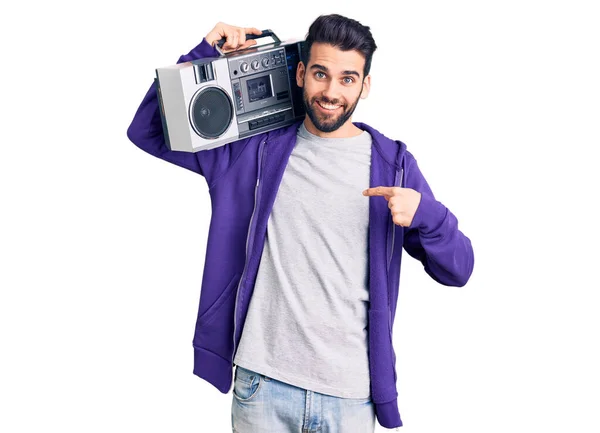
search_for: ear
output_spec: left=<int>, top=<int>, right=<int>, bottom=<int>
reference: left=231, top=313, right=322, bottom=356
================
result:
left=360, top=74, right=371, bottom=99
left=296, top=61, right=306, bottom=87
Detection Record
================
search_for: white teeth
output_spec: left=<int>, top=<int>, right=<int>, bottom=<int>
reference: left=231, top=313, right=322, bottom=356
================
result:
left=318, top=101, right=340, bottom=110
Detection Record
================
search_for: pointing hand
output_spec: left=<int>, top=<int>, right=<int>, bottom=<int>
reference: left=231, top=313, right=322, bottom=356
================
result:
left=362, top=186, right=422, bottom=227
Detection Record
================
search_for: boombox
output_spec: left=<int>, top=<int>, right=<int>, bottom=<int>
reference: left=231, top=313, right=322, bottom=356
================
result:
left=155, top=31, right=306, bottom=153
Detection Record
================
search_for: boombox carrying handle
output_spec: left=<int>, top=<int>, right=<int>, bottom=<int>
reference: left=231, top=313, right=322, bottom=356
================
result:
left=215, top=29, right=280, bottom=55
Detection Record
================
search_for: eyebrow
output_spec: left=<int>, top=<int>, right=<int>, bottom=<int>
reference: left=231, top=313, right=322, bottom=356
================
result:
left=310, top=64, right=361, bottom=78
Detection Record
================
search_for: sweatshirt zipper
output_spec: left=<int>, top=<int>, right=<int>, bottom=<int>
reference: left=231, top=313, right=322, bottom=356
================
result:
left=387, top=167, right=404, bottom=332
left=232, top=140, right=267, bottom=363
left=387, top=168, right=403, bottom=271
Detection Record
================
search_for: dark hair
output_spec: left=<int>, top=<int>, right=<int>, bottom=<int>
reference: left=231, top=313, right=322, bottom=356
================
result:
left=303, top=14, right=378, bottom=78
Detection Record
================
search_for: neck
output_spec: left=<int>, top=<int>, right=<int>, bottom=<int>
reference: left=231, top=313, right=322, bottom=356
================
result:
left=302, top=117, right=362, bottom=138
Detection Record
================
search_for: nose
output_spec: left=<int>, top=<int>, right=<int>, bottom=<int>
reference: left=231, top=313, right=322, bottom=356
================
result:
left=321, top=80, right=343, bottom=103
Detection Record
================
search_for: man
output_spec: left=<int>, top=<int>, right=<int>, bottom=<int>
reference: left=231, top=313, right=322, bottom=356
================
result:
left=127, top=14, right=474, bottom=432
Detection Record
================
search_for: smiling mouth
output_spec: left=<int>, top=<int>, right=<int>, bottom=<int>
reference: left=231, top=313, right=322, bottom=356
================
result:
left=316, top=100, right=342, bottom=111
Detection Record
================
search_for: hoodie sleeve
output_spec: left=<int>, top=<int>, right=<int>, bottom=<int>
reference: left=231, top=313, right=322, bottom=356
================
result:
left=402, top=153, right=474, bottom=287
left=126, top=38, right=242, bottom=185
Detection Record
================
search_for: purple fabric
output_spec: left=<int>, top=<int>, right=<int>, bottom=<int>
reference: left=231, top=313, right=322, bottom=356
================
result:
left=126, top=37, right=475, bottom=429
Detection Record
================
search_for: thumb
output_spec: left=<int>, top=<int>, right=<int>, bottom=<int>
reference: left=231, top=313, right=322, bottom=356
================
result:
left=240, top=39, right=258, bottom=49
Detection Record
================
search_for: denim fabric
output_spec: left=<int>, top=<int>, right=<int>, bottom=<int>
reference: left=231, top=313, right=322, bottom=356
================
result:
left=231, top=366, right=376, bottom=433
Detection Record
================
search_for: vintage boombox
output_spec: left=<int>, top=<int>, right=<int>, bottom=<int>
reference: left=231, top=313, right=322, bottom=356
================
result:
left=155, top=31, right=306, bottom=153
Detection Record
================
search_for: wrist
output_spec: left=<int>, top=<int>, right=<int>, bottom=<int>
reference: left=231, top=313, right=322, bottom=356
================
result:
left=408, top=193, right=446, bottom=232
left=205, top=32, right=218, bottom=47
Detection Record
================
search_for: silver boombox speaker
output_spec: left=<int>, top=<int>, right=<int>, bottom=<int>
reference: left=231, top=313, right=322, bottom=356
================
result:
left=155, top=30, right=306, bottom=153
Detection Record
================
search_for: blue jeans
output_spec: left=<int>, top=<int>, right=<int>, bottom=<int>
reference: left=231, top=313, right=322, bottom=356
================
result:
left=231, top=365, right=376, bottom=433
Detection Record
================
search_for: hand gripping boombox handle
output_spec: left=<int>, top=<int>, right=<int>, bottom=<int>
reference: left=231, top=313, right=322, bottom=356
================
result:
left=215, top=29, right=280, bottom=55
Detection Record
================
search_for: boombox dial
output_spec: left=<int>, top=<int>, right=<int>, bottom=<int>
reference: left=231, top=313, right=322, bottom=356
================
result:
left=229, top=48, right=286, bottom=78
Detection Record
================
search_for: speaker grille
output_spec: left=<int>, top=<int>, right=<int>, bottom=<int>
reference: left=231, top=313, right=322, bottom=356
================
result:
left=190, top=87, right=233, bottom=139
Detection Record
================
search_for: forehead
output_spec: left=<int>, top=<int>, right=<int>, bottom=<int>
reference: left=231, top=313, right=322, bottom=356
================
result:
left=307, top=42, right=366, bottom=76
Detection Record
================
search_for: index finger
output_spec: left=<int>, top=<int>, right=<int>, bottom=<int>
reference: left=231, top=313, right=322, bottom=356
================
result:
left=245, top=27, right=263, bottom=35
left=362, top=186, right=395, bottom=197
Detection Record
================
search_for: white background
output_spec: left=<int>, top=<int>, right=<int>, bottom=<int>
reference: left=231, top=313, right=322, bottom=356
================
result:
left=1, top=0, right=599, bottom=432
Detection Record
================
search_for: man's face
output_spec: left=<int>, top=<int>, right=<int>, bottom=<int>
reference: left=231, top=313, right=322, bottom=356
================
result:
left=296, top=42, right=371, bottom=133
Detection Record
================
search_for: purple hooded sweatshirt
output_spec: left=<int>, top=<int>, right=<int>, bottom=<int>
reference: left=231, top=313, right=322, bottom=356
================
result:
left=126, top=38, right=474, bottom=429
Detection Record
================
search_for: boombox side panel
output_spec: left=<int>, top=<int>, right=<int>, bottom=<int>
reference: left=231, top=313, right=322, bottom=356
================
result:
left=156, top=65, right=194, bottom=152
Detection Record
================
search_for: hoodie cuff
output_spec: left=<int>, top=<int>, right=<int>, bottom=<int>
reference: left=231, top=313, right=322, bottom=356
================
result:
left=177, top=38, right=220, bottom=64
left=374, top=398, right=403, bottom=428
left=408, top=193, right=447, bottom=234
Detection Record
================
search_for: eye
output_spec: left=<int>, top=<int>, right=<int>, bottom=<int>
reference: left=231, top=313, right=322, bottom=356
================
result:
left=315, top=71, right=326, bottom=79
left=343, top=77, right=355, bottom=84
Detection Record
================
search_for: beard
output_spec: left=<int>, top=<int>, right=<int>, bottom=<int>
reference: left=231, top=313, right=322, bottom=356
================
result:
left=302, top=86, right=362, bottom=133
